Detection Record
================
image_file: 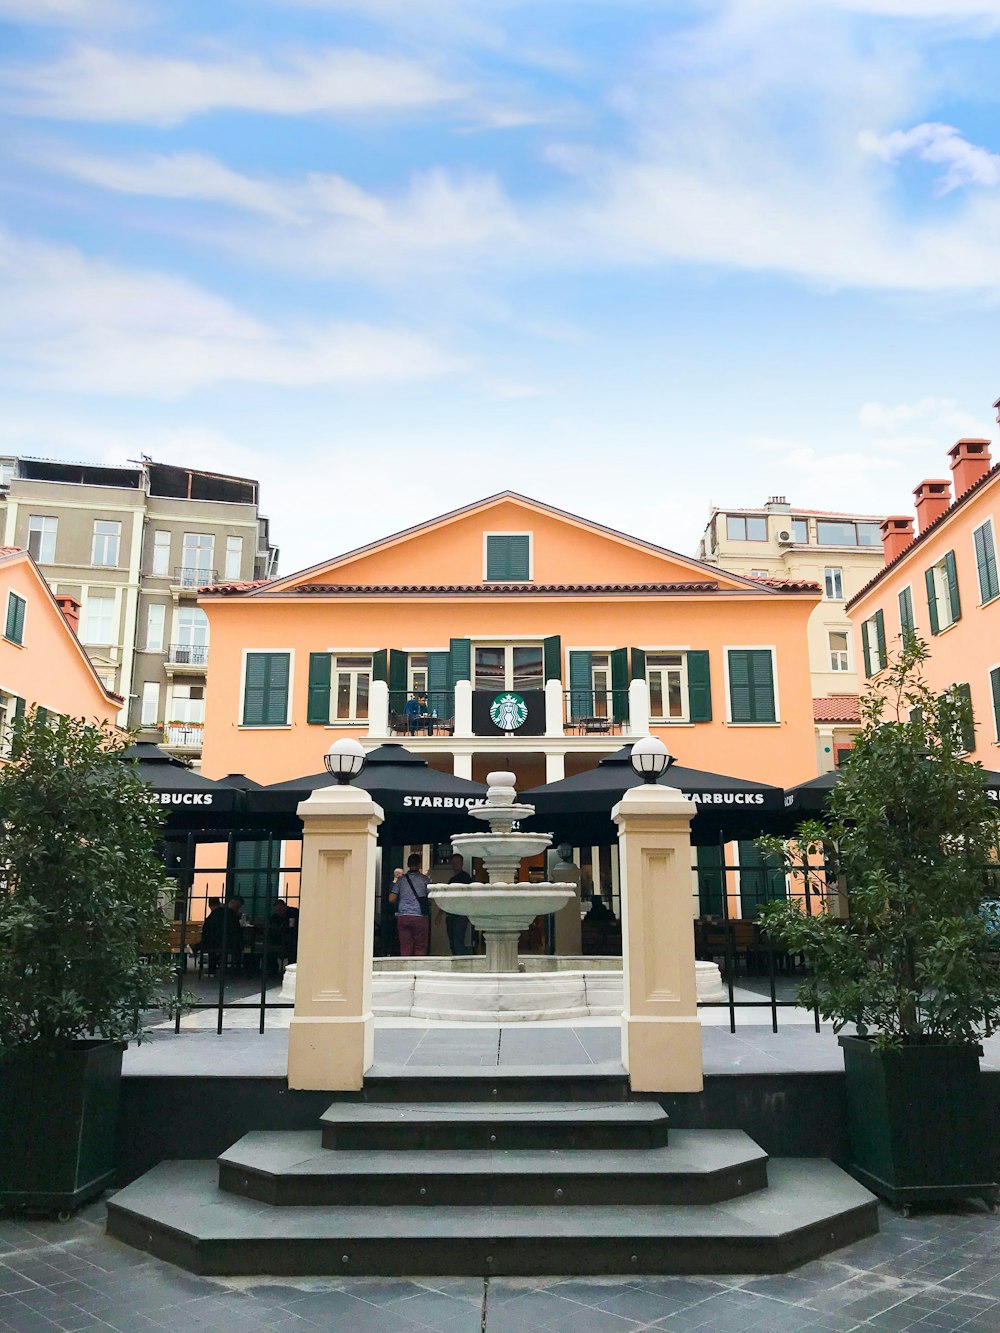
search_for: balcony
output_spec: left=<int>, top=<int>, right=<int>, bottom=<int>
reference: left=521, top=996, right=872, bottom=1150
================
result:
left=562, top=689, right=629, bottom=736
left=378, top=683, right=641, bottom=743
left=170, top=566, right=218, bottom=594
left=164, top=642, right=209, bottom=675
left=162, top=723, right=204, bottom=753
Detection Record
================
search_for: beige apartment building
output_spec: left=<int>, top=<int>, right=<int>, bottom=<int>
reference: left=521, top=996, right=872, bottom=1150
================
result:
left=697, top=497, right=886, bottom=771
left=0, top=457, right=277, bottom=763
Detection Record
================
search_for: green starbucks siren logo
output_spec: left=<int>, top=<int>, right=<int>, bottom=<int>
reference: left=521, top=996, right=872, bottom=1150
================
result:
left=490, top=692, right=528, bottom=731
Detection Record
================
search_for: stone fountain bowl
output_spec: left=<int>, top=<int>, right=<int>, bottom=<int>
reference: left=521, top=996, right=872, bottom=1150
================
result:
left=449, top=832, right=554, bottom=863
left=429, top=884, right=577, bottom=933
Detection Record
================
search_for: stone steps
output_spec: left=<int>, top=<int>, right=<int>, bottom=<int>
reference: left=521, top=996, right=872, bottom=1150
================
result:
left=361, top=1064, right=631, bottom=1101
left=218, top=1128, right=767, bottom=1206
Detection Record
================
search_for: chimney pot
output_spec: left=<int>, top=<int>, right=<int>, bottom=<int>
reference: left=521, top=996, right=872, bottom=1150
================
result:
left=54, top=594, right=81, bottom=636
left=880, top=515, right=915, bottom=564
left=948, top=437, right=992, bottom=497
left=913, top=479, right=952, bottom=534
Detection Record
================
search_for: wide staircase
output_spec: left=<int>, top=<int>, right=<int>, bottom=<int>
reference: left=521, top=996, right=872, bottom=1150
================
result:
left=107, top=1069, right=878, bottom=1276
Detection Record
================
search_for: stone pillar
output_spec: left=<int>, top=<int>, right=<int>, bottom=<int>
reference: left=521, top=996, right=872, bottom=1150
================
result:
left=544, top=679, right=564, bottom=737
left=612, top=783, right=702, bottom=1093
left=287, top=785, right=383, bottom=1091
left=545, top=750, right=565, bottom=782
left=368, top=679, right=389, bottom=737
left=452, top=751, right=473, bottom=780
left=628, top=678, right=650, bottom=737
left=454, top=679, right=473, bottom=738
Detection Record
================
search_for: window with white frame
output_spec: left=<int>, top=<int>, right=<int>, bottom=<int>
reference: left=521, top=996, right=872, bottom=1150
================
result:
left=27, top=516, right=57, bottom=564
left=333, top=655, right=371, bottom=721
left=726, top=515, right=767, bottom=541
left=829, top=630, right=850, bottom=672
left=224, top=536, right=243, bottom=580
left=647, top=653, right=688, bottom=720
left=145, top=602, right=165, bottom=652
left=140, top=681, right=160, bottom=727
left=926, top=553, right=961, bottom=632
left=151, top=530, right=171, bottom=576
left=181, top=532, right=214, bottom=580
left=750, top=569, right=769, bottom=577
left=474, top=644, right=544, bottom=692
left=484, top=534, right=531, bottom=581
left=407, top=654, right=428, bottom=696
left=0, top=691, right=13, bottom=757
left=81, top=590, right=116, bottom=644
left=824, top=567, right=844, bottom=600
left=91, top=520, right=121, bottom=567
left=861, top=611, right=886, bottom=676
left=169, top=682, right=205, bottom=725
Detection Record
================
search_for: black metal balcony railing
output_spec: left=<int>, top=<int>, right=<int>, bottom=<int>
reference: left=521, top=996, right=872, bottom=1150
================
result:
left=173, top=566, right=218, bottom=588
left=164, top=723, right=204, bottom=748
left=563, top=689, right=629, bottom=735
left=387, top=690, right=455, bottom=736
left=167, top=642, right=209, bottom=667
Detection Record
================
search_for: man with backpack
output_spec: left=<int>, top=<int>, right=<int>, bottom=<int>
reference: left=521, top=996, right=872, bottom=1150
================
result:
left=389, top=852, right=431, bottom=956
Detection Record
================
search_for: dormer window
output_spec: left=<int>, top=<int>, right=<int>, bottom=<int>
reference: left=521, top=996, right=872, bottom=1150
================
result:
left=484, top=533, right=532, bottom=582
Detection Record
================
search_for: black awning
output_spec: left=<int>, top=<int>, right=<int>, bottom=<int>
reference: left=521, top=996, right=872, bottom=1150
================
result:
left=783, top=765, right=1000, bottom=818
left=121, top=741, right=240, bottom=820
left=522, top=745, right=787, bottom=846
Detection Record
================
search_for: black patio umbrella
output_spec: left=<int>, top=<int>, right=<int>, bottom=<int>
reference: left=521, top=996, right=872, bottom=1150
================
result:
left=783, top=765, right=1000, bottom=818
left=120, top=741, right=242, bottom=827
left=522, top=745, right=788, bottom=847
left=247, top=742, right=488, bottom=845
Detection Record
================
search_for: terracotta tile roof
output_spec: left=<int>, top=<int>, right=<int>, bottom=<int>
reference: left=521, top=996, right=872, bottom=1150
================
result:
left=846, top=461, right=1000, bottom=609
left=813, top=696, right=861, bottom=723
left=0, top=546, right=24, bottom=558
left=197, top=579, right=272, bottom=595
left=743, top=576, right=823, bottom=591
left=203, top=577, right=822, bottom=598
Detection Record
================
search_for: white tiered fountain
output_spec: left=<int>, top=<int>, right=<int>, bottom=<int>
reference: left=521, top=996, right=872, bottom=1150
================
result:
left=429, top=771, right=577, bottom=973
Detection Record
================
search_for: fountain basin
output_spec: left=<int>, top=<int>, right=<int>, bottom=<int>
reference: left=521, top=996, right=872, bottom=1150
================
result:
left=429, top=883, right=576, bottom=933
left=449, top=832, right=554, bottom=864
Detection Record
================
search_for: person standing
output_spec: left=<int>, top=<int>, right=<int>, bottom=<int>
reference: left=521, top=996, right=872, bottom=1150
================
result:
left=440, top=852, right=473, bottom=956
left=390, top=853, right=431, bottom=956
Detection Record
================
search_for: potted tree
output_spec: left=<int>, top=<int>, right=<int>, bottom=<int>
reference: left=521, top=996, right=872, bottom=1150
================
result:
left=0, top=710, right=176, bottom=1214
left=760, top=635, right=1000, bottom=1210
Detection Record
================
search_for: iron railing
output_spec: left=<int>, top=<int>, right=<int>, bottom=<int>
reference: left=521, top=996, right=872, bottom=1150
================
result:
left=562, top=689, right=630, bottom=734
left=163, top=723, right=204, bottom=748
left=387, top=690, right=455, bottom=735
left=167, top=642, right=209, bottom=667
left=173, top=565, right=218, bottom=588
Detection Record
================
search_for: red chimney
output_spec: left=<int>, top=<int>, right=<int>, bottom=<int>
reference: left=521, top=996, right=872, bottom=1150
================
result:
left=55, top=594, right=81, bottom=636
left=913, top=479, right=951, bottom=534
left=880, top=515, right=914, bottom=564
left=948, top=438, right=992, bottom=498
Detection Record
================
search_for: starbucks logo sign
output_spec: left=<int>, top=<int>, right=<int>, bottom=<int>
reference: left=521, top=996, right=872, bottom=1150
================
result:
left=490, top=692, right=528, bottom=731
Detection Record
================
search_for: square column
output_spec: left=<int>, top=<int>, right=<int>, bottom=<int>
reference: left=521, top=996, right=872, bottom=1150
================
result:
left=612, top=784, right=702, bottom=1093
left=288, top=785, right=383, bottom=1091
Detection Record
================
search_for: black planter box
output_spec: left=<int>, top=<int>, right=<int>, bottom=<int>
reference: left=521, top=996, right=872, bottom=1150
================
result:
left=0, top=1041, right=124, bottom=1214
left=838, top=1035, right=998, bottom=1209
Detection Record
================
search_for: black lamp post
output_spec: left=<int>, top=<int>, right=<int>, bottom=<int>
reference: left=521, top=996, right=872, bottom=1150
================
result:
left=629, top=735, right=674, bottom=784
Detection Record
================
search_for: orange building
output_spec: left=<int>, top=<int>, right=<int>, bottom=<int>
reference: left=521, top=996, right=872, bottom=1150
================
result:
left=0, top=546, right=121, bottom=738
left=199, top=494, right=821, bottom=791
left=848, top=435, right=1000, bottom=764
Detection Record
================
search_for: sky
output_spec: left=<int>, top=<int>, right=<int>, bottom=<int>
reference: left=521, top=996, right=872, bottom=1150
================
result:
left=1, top=0, right=1000, bottom=574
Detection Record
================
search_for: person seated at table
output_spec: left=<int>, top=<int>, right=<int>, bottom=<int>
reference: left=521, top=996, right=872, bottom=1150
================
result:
left=404, top=691, right=431, bottom=734
left=197, top=897, right=225, bottom=975
left=265, top=898, right=296, bottom=974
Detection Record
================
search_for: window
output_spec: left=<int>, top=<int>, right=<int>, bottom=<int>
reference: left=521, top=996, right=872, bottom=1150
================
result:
left=815, top=520, right=882, bottom=546
left=925, top=551, right=961, bottom=633
left=27, top=516, right=57, bottom=564
left=485, top=533, right=531, bottom=581
left=170, top=682, right=205, bottom=725
left=474, top=643, right=543, bottom=692
left=225, top=536, right=243, bottom=581
left=5, top=592, right=26, bottom=645
left=992, top=666, right=1000, bottom=743
left=792, top=518, right=809, bottom=543
left=81, top=590, right=115, bottom=645
left=407, top=654, right=428, bottom=696
left=181, top=532, right=215, bottom=583
left=151, top=531, right=171, bottom=576
left=829, top=631, right=850, bottom=672
left=140, top=681, right=160, bottom=727
left=242, top=652, right=290, bottom=726
left=952, top=683, right=975, bottom=754
left=726, top=515, right=767, bottom=541
left=333, top=655, right=371, bottom=721
left=647, top=653, right=688, bottom=720
left=176, top=607, right=209, bottom=648
left=0, top=691, right=23, bottom=758
left=0, top=461, right=14, bottom=486
left=861, top=610, right=886, bottom=676
left=727, top=649, right=776, bottom=723
left=145, top=602, right=165, bottom=652
left=824, top=567, right=844, bottom=600
left=973, top=520, right=999, bottom=604
left=91, top=520, right=121, bottom=567
left=898, top=586, right=915, bottom=636
left=750, top=569, right=769, bottom=577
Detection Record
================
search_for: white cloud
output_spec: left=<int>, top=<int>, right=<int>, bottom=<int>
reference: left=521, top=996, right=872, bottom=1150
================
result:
left=860, top=123, right=1000, bottom=194
left=858, top=396, right=994, bottom=442
left=0, top=0, right=141, bottom=23
left=0, top=44, right=464, bottom=125
left=0, top=228, right=465, bottom=394
left=826, top=0, right=1000, bottom=15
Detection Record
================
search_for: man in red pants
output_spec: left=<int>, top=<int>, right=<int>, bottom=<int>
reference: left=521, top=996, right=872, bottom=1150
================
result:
left=390, top=852, right=431, bottom=956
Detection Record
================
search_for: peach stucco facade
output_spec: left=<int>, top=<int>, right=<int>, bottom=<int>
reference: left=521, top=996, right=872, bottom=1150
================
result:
left=199, top=495, right=821, bottom=790
left=848, top=441, right=1000, bottom=767
left=0, top=548, right=120, bottom=728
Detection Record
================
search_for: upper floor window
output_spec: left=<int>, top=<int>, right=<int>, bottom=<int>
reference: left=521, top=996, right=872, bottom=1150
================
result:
left=815, top=520, right=882, bottom=547
left=27, top=516, right=57, bottom=564
left=145, top=602, right=165, bottom=652
left=5, top=592, right=26, bottom=645
left=973, top=520, right=999, bottom=605
left=925, top=551, right=961, bottom=634
left=176, top=606, right=209, bottom=648
left=82, top=590, right=116, bottom=645
left=242, top=651, right=290, bottom=726
left=824, top=567, right=844, bottom=600
left=408, top=654, right=428, bottom=696
left=647, top=653, right=688, bottom=721
left=829, top=630, right=850, bottom=672
left=485, top=533, right=531, bottom=582
left=791, top=518, right=809, bottom=543
left=898, top=585, right=915, bottom=636
left=305, top=653, right=371, bottom=723
left=991, top=666, right=1000, bottom=744
left=151, top=530, right=170, bottom=577
left=726, top=649, right=777, bottom=723
left=225, top=536, right=243, bottom=581
left=140, top=681, right=160, bottom=727
left=726, top=515, right=767, bottom=542
left=181, top=532, right=215, bottom=582
left=474, top=643, right=543, bottom=692
left=0, top=461, right=14, bottom=486
left=91, top=520, right=121, bottom=567
left=861, top=611, right=886, bottom=677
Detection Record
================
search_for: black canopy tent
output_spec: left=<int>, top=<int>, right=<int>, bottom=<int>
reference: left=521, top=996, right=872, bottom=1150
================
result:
left=783, top=765, right=1000, bottom=819
left=521, top=746, right=788, bottom=847
left=121, top=742, right=250, bottom=831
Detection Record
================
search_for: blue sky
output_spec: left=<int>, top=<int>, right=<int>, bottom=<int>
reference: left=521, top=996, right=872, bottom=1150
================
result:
left=2, top=0, right=1000, bottom=572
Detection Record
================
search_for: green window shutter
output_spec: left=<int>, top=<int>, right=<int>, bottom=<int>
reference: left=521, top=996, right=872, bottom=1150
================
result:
left=372, top=649, right=388, bottom=684
left=5, top=593, right=25, bottom=644
left=543, top=635, right=561, bottom=683
left=875, top=610, right=886, bottom=669
left=696, top=844, right=724, bottom=916
left=449, top=637, right=471, bottom=687
left=610, top=647, right=630, bottom=723
left=485, top=534, right=530, bottom=581
left=36, top=706, right=47, bottom=727
left=12, top=695, right=24, bottom=720
left=925, top=567, right=940, bottom=635
left=944, top=550, right=961, bottom=622
left=630, top=647, right=646, bottom=681
left=687, top=650, right=712, bottom=722
left=955, top=682, right=975, bottom=753
left=388, top=649, right=408, bottom=714
left=244, top=652, right=289, bottom=726
left=974, top=525, right=999, bottom=603
left=306, top=652, right=331, bottom=724
left=862, top=620, right=873, bottom=678
left=568, top=650, right=592, bottom=721
left=728, top=650, right=775, bottom=723
left=426, top=651, right=450, bottom=718
left=991, top=667, right=1000, bottom=742
left=898, top=587, right=914, bottom=636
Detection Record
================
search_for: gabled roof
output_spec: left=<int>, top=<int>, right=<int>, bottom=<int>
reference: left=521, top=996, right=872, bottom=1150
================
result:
left=205, top=492, right=807, bottom=599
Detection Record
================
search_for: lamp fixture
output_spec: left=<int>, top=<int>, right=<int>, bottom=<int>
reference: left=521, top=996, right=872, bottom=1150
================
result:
left=324, top=738, right=366, bottom=785
left=629, top=735, right=674, bottom=784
